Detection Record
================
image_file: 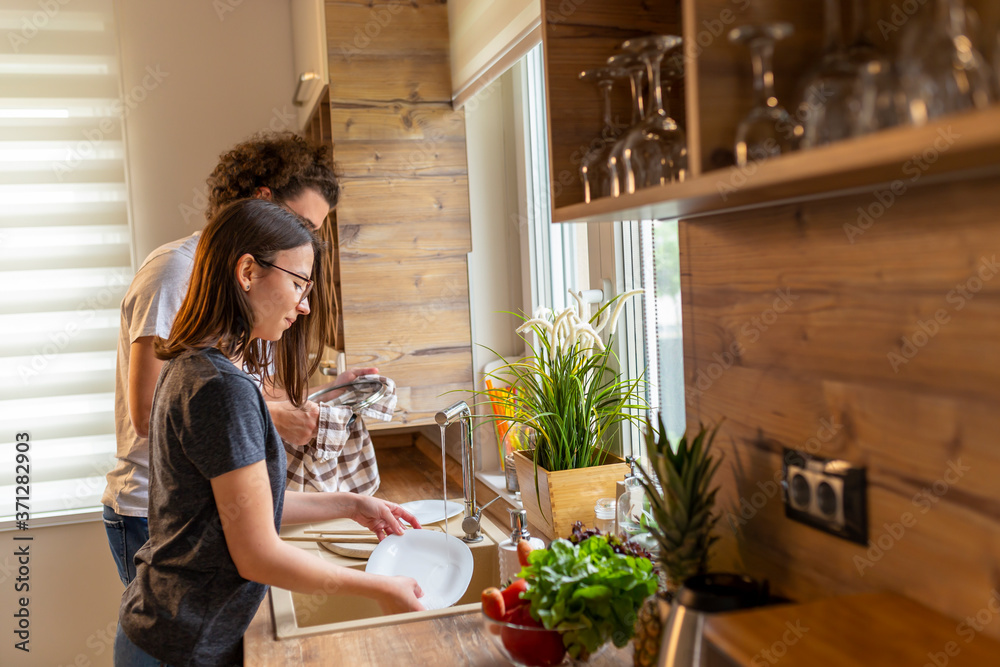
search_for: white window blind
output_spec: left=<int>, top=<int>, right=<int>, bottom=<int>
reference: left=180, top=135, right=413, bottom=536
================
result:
left=0, top=0, right=130, bottom=523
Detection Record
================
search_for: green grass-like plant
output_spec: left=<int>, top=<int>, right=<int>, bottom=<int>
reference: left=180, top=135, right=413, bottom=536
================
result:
left=477, top=295, right=647, bottom=474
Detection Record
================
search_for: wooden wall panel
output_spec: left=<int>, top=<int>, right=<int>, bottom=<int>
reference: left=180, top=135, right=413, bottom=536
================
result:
left=325, top=0, right=450, bottom=58
left=337, top=177, right=473, bottom=228
left=682, top=173, right=1000, bottom=638
left=329, top=106, right=465, bottom=142
left=328, top=56, right=453, bottom=104
left=323, top=0, right=474, bottom=425
left=332, top=141, right=468, bottom=178
left=337, top=221, right=473, bottom=259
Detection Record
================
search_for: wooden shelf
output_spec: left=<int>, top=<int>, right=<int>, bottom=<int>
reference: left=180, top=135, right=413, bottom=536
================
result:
left=552, top=106, right=1000, bottom=223
left=541, top=0, right=1000, bottom=223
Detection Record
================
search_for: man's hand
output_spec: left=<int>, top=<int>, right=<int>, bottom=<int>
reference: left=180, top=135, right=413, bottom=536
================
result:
left=313, top=367, right=380, bottom=401
left=266, top=400, right=320, bottom=446
left=349, top=495, right=422, bottom=540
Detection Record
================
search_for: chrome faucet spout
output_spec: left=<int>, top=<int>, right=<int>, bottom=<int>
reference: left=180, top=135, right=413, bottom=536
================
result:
left=435, top=400, right=483, bottom=542
left=435, top=401, right=470, bottom=426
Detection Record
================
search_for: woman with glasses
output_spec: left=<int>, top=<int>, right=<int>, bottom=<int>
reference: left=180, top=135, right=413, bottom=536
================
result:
left=103, top=132, right=380, bottom=590
left=114, top=199, right=424, bottom=667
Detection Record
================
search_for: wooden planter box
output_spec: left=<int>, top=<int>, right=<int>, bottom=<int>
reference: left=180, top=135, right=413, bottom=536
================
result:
left=512, top=449, right=628, bottom=540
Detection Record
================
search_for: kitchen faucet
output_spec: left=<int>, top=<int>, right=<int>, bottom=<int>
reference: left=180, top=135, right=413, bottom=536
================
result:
left=435, top=400, right=501, bottom=543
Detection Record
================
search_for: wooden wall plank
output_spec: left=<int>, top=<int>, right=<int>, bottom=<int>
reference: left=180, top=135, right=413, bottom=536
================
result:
left=345, top=348, right=472, bottom=385
left=327, top=56, right=453, bottom=104
left=683, top=182, right=1000, bottom=292
left=336, top=222, right=472, bottom=260
left=332, top=141, right=468, bottom=178
left=330, top=105, right=465, bottom=143
left=687, top=294, right=1000, bottom=397
left=326, top=1, right=450, bottom=60
left=341, top=301, right=471, bottom=343
left=337, top=176, right=473, bottom=229
left=339, top=255, right=469, bottom=305
left=392, top=382, right=475, bottom=425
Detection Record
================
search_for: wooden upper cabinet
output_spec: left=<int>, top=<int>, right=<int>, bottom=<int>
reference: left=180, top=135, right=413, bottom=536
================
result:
left=301, top=0, right=474, bottom=426
left=541, top=0, right=1000, bottom=223
left=291, top=0, right=330, bottom=130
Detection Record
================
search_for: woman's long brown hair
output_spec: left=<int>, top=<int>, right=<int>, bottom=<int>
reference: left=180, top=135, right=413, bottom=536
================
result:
left=155, top=198, right=321, bottom=406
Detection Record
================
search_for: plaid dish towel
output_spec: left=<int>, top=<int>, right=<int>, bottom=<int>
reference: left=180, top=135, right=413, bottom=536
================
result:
left=285, top=375, right=396, bottom=495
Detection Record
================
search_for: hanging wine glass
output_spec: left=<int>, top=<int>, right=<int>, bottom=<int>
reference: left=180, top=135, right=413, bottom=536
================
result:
left=846, top=0, right=908, bottom=134
left=899, top=0, right=994, bottom=124
left=619, top=34, right=687, bottom=195
left=729, top=23, right=799, bottom=167
left=797, top=0, right=864, bottom=148
left=606, top=53, right=646, bottom=198
left=579, top=66, right=625, bottom=203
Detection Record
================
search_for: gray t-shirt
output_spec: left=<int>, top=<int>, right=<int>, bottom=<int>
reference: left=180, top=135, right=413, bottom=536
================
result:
left=119, top=347, right=286, bottom=667
left=103, top=232, right=200, bottom=516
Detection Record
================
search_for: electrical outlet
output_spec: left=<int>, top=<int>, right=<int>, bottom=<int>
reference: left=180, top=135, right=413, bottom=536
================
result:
left=782, top=448, right=867, bottom=545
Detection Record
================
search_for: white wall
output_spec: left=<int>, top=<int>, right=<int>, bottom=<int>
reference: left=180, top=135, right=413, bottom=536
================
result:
left=463, top=69, right=527, bottom=471
left=0, top=521, right=124, bottom=667
left=0, top=3, right=299, bottom=665
left=117, top=0, right=298, bottom=261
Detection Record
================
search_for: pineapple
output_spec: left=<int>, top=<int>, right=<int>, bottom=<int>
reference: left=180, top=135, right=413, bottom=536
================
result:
left=632, top=594, right=669, bottom=667
left=632, top=416, right=722, bottom=667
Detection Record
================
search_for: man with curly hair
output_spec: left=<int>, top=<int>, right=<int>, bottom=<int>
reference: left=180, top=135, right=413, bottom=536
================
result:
left=102, top=132, right=374, bottom=586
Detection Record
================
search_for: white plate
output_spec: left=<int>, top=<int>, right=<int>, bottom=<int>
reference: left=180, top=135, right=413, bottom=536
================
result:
left=365, top=529, right=474, bottom=610
left=398, top=499, right=464, bottom=526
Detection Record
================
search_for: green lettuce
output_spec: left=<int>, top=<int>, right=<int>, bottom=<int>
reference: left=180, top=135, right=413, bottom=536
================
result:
left=519, top=536, right=657, bottom=658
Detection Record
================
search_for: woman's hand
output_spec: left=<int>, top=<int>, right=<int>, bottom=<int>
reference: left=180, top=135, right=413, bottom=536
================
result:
left=376, top=576, right=425, bottom=614
left=350, top=495, right=422, bottom=539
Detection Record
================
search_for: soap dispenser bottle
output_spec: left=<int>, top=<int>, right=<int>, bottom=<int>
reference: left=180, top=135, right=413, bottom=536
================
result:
left=498, top=508, right=544, bottom=583
left=615, top=456, right=639, bottom=535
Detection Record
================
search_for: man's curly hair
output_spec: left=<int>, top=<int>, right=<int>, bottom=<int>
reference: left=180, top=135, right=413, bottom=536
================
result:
left=203, top=131, right=342, bottom=381
left=204, top=132, right=340, bottom=221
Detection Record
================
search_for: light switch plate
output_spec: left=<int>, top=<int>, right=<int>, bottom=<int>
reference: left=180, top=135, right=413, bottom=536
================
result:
left=782, top=448, right=867, bottom=545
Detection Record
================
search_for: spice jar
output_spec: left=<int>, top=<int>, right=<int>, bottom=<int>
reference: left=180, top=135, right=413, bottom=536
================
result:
left=594, top=497, right=616, bottom=534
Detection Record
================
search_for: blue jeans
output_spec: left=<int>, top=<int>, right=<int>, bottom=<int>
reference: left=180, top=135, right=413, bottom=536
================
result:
left=103, top=505, right=149, bottom=586
left=114, top=623, right=172, bottom=666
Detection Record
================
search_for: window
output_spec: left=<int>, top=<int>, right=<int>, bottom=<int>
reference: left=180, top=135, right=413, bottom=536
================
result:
left=649, top=220, right=685, bottom=444
left=464, top=43, right=686, bottom=474
left=517, top=44, right=589, bottom=316
left=515, top=46, right=687, bottom=463
left=0, top=0, right=131, bottom=524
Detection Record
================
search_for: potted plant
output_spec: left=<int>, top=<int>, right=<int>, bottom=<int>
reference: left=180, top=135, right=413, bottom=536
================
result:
left=631, top=416, right=722, bottom=667
left=481, top=289, right=647, bottom=538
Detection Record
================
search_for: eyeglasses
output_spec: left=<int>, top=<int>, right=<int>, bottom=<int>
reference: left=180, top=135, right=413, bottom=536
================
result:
left=254, top=257, right=314, bottom=305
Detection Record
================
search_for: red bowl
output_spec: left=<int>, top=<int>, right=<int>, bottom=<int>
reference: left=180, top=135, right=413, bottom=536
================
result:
left=482, top=612, right=566, bottom=667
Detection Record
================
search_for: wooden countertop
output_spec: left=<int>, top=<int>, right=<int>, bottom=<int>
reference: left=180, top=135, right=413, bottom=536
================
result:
left=704, top=592, right=1000, bottom=666
left=245, top=590, right=632, bottom=666
left=244, top=440, right=633, bottom=666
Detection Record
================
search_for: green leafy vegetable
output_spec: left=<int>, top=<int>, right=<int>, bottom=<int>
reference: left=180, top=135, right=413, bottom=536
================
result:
left=519, top=536, right=657, bottom=659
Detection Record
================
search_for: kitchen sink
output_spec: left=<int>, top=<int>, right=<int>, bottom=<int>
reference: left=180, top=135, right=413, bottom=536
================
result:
left=271, top=507, right=508, bottom=639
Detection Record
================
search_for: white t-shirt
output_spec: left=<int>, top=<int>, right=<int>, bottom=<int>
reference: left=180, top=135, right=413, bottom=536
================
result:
left=102, top=232, right=200, bottom=516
